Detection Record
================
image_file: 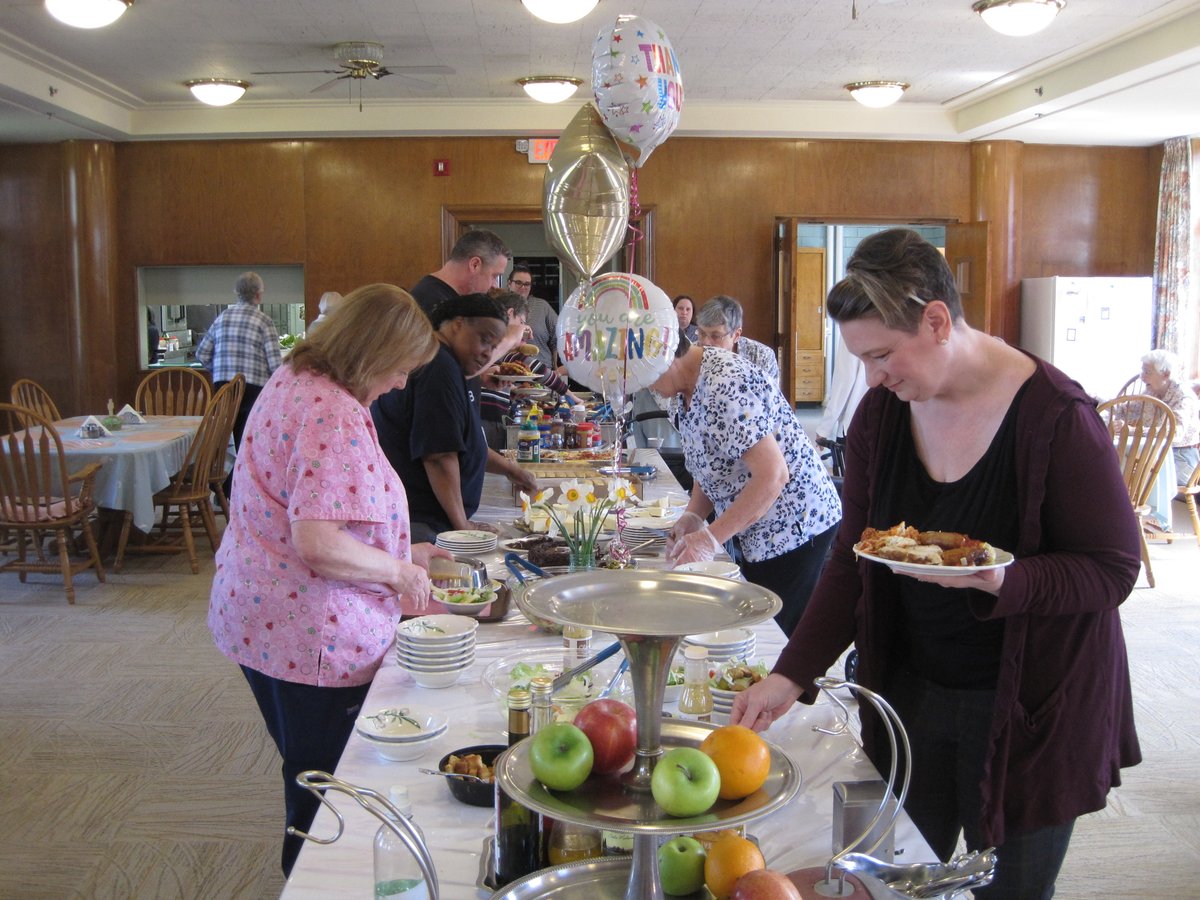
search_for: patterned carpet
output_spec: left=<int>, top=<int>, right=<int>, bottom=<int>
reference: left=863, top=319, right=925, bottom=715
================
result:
left=1, top=512, right=1196, bottom=899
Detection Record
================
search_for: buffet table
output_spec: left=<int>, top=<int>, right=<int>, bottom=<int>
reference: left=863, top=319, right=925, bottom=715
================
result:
left=281, top=451, right=937, bottom=899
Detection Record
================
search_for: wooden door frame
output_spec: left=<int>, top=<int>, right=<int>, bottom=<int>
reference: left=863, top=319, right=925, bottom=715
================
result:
left=441, top=205, right=656, bottom=281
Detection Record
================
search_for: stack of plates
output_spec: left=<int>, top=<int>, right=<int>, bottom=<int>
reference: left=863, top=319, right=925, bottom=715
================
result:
left=621, top=523, right=669, bottom=550
left=683, top=628, right=756, bottom=663
left=354, top=706, right=449, bottom=761
left=395, top=614, right=478, bottom=689
left=435, top=529, right=498, bottom=554
left=711, top=686, right=739, bottom=719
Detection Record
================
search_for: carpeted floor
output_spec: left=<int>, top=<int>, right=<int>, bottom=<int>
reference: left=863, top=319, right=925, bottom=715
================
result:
left=1, top=507, right=1197, bottom=899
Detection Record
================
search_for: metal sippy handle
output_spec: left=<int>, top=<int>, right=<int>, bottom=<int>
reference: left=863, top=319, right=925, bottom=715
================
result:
left=287, top=770, right=439, bottom=899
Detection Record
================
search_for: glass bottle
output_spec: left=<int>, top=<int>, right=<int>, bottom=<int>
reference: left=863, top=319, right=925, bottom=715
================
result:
left=546, top=819, right=603, bottom=865
left=562, top=624, right=592, bottom=666
left=677, top=646, right=713, bottom=723
left=373, top=785, right=429, bottom=899
left=494, top=689, right=539, bottom=886
left=528, top=676, right=557, bottom=864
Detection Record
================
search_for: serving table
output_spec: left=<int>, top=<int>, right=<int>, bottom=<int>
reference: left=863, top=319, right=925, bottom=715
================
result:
left=281, top=452, right=936, bottom=899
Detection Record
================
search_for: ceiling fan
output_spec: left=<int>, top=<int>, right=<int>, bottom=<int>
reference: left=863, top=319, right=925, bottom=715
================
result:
left=252, top=41, right=454, bottom=108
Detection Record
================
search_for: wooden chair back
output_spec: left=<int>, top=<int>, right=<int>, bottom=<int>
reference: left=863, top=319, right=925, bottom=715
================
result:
left=170, top=377, right=242, bottom=499
left=1097, top=395, right=1175, bottom=509
left=136, top=368, right=211, bottom=417
left=9, top=379, right=61, bottom=425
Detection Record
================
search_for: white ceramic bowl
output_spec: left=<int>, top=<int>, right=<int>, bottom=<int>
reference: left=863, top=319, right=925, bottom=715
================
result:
left=396, top=653, right=475, bottom=673
left=409, top=667, right=468, bottom=689
left=361, top=732, right=441, bottom=761
left=355, top=706, right=449, bottom=742
left=686, top=628, right=755, bottom=648
left=394, top=638, right=475, bottom=661
left=397, top=615, right=479, bottom=644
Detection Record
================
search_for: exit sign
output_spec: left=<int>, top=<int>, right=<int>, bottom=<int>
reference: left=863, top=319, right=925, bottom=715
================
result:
left=527, top=138, right=559, bottom=163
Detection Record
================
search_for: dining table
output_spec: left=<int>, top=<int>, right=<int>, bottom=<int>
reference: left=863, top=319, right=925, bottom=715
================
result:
left=280, top=450, right=937, bottom=899
left=51, top=415, right=201, bottom=534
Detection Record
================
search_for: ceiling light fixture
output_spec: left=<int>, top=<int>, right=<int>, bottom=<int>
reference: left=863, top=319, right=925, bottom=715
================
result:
left=45, top=0, right=132, bottom=29
left=517, top=76, right=583, bottom=104
left=520, top=0, right=598, bottom=25
left=184, top=79, right=251, bottom=107
left=845, top=81, right=910, bottom=108
left=972, top=0, right=1065, bottom=37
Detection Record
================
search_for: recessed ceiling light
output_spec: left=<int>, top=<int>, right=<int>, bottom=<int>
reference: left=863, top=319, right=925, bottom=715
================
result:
left=184, top=79, right=251, bottom=107
left=45, top=0, right=132, bottom=29
left=845, top=81, right=910, bottom=108
left=520, top=0, right=598, bottom=25
left=517, top=76, right=583, bottom=104
left=972, top=0, right=1065, bottom=37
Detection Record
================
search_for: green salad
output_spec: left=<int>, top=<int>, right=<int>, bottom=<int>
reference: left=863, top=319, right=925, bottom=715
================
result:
left=508, top=662, right=593, bottom=699
left=710, top=659, right=769, bottom=691
left=666, top=665, right=686, bottom=686
left=432, top=584, right=496, bottom=605
left=279, top=333, right=298, bottom=350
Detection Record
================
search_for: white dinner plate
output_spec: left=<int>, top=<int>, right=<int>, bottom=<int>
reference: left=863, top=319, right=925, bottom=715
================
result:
left=496, top=374, right=539, bottom=383
left=855, top=547, right=1015, bottom=577
left=437, top=529, right=496, bottom=544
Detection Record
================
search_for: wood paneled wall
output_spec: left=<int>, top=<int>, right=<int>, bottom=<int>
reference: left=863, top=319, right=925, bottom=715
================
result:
left=1, top=135, right=1161, bottom=413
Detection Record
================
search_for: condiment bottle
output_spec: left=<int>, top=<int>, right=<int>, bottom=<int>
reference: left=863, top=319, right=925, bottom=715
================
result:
left=562, top=624, right=592, bottom=667
left=495, top=689, right=539, bottom=886
left=677, top=646, right=713, bottom=723
left=373, top=785, right=429, bottom=898
left=517, top=407, right=540, bottom=463
left=538, top=416, right=552, bottom=450
left=528, top=677, right=558, bottom=865
left=576, top=422, right=594, bottom=450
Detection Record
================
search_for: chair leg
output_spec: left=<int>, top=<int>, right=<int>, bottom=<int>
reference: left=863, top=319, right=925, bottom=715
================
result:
left=114, top=510, right=134, bottom=573
left=178, top=504, right=199, bottom=574
left=1139, top=530, right=1156, bottom=589
left=214, top=483, right=231, bottom=521
left=81, top=517, right=106, bottom=584
left=1188, top=496, right=1200, bottom=550
left=198, top=499, right=221, bottom=553
left=16, top=528, right=28, bottom=582
left=56, top=527, right=76, bottom=605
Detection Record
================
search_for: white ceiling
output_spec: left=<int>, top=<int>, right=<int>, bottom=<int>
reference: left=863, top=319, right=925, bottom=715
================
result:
left=0, top=0, right=1198, bottom=146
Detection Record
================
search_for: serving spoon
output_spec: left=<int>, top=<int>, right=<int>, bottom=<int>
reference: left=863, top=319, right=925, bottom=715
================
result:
left=419, top=767, right=492, bottom=784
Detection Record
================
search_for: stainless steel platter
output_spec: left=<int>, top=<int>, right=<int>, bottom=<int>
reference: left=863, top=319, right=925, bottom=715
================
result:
left=488, top=855, right=640, bottom=900
left=514, top=570, right=781, bottom=635
left=494, top=717, right=802, bottom=834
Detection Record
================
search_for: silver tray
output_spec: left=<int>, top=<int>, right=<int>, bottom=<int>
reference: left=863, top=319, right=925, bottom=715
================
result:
left=494, top=717, right=802, bottom=834
left=488, top=855, right=638, bottom=900
left=515, top=570, right=781, bottom=635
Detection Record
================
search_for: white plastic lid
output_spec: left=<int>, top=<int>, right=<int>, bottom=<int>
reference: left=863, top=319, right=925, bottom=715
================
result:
left=388, top=785, right=413, bottom=818
left=684, top=646, right=708, bottom=660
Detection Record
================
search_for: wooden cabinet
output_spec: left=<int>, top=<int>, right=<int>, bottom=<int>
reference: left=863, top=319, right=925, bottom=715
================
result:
left=791, top=247, right=826, bottom=402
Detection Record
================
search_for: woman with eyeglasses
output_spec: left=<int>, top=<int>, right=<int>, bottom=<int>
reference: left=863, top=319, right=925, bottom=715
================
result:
left=731, top=229, right=1142, bottom=899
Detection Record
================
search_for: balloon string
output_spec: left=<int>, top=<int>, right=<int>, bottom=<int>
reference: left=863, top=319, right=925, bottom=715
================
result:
left=624, top=169, right=643, bottom=275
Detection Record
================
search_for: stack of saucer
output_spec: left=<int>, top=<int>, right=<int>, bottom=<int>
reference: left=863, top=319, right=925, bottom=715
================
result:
left=620, top=522, right=669, bottom=551
left=395, top=614, right=478, bottom=689
left=682, top=628, right=756, bottom=663
left=354, top=705, right=449, bottom=761
left=435, top=529, right=498, bottom=554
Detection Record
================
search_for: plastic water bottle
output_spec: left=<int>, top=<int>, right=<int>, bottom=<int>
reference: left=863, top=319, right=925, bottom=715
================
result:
left=373, top=785, right=429, bottom=899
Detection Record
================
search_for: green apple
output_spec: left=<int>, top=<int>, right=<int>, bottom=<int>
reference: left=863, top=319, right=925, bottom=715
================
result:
left=528, top=722, right=594, bottom=791
left=650, top=747, right=721, bottom=817
left=658, top=835, right=707, bottom=895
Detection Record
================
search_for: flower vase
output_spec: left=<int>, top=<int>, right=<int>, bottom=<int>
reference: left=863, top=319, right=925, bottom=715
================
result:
left=568, top=545, right=597, bottom=572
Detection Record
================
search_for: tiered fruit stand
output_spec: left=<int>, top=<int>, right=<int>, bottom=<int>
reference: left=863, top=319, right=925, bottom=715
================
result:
left=493, top=570, right=803, bottom=900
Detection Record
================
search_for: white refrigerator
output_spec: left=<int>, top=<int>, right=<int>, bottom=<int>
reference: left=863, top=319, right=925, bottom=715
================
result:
left=1019, top=276, right=1154, bottom=400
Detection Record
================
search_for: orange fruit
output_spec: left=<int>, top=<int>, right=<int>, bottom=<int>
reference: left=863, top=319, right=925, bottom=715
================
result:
left=700, top=724, right=772, bottom=800
left=704, top=833, right=765, bottom=899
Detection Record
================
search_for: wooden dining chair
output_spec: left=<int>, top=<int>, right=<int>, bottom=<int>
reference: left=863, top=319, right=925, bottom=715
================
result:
left=135, top=367, right=212, bottom=417
left=1097, top=394, right=1176, bottom=587
left=208, top=374, right=244, bottom=521
left=0, top=402, right=105, bottom=603
left=9, top=378, right=62, bottom=425
left=114, top=378, right=241, bottom=574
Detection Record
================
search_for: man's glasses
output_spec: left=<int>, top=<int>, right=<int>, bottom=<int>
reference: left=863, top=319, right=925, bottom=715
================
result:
left=509, top=279, right=532, bottom=288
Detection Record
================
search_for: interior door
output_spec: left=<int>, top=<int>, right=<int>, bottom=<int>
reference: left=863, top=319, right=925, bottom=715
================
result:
left=791, top=247, right=826, bottom=403
left=944, top=222, right=990, bottom=332
left=774, top=219, right=795, bottom=401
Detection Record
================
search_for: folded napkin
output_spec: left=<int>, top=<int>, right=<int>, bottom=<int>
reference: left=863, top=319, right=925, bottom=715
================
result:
left=117, top=404, right=146, bottom=424
left=77, top=415, right=112, bottom=438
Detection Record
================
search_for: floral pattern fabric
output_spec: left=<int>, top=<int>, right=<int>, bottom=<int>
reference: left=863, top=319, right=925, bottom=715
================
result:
left=675, top=347, right=841, bottom=562
left=208, top=367, right=412, bottom=687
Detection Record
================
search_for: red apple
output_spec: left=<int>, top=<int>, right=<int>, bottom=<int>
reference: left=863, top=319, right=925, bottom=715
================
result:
left=730, top=868, right=802, bottom=900
left=572, top=698, right=638, bottom=774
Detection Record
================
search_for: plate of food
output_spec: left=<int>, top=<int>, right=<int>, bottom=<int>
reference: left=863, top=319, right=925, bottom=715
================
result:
left=432, top=581, right=501, bottom=616
left=853, top=522, right=1014, bottom=576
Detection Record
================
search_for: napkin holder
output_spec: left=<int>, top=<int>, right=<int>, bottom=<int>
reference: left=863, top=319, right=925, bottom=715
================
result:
left=117, top=404, right=147, bottom=424
left=77, top=415, right=112, bottom=438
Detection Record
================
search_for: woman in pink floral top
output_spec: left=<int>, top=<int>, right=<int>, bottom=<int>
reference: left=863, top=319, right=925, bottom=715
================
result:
left=207, top=283, right=445, bottom=875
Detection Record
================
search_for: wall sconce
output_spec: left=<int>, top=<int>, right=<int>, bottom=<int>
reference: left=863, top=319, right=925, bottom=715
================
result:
left=521, top=0, right=598, bottom=24
left=972, top=0, right=1066, bottom=37
left=45, top=0, right=132, bottom=29
left=184, top=79, right=251, bottom=107
left=517, top=76, right=583, bottom=104
left=845, top=81, right=910, bottom=108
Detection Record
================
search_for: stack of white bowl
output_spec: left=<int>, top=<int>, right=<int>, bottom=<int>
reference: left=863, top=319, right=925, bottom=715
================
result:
left=682, top=627, right=756, bottom=663
left=394, top=614, right=478, bottom=689
left=354, top=705, right=449, bottom=761
left=711, top=686, right=738, bottom=722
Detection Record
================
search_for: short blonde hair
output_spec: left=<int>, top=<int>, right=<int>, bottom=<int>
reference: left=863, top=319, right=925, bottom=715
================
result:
left=289, top=284, right=437, bottom=401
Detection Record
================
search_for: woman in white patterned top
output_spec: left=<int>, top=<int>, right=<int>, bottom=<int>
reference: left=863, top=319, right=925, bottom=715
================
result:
left=1139, top=349, right=1199, bottom=486
left=651, top=343, right=842, bottom=635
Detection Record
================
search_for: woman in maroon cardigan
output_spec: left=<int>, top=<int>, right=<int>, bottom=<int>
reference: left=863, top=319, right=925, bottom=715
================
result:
left=732, top=229, right=1141, bottom=900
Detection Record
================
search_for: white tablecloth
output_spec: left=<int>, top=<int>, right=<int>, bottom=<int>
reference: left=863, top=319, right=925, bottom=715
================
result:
left=281, top=452, right=937, bottom=899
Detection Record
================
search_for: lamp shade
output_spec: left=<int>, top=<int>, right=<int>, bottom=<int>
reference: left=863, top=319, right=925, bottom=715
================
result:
left=185, top=79, right=250, bottom=107
left=972, top=0, right=1065, bottom=37
left=521, top=0, right=598, bottom=24
left=845, top=81, right=909, bottom=109
left=45, top=0, right=132, bottom=29
left=518, top=76, right=583, bottom=104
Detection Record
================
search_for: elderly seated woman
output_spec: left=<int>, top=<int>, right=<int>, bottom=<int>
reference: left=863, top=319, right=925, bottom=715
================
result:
left=1136, top=349, right=1199, bottom=488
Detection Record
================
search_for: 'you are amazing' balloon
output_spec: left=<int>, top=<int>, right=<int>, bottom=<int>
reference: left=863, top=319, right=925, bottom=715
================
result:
left=558, top=272, right=679, bottom=393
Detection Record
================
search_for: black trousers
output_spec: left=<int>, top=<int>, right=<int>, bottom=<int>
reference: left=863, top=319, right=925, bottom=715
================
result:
left=240, top=666, right=371, bottom=877
left=214, top=380, right=263, bottom=499
left=884, top=669, right=1075, bottom=899
left=739, top=522, right=837, bottom=638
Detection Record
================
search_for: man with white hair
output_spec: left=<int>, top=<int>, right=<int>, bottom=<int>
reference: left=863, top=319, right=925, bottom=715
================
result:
left=1140, top=349, right=1199, bottom=487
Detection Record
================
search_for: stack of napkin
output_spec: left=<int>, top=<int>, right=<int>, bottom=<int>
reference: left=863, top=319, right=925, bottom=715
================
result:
left=117, top=404, right=146, bottom=424
left=77, top=415, right=113, bottom=438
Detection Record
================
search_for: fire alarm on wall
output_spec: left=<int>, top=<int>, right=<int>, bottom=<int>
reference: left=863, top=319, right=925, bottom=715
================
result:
left=433, top=159, right=451, bottom=176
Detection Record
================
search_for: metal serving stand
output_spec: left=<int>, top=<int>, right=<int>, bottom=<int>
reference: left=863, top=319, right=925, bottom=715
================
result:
left=496, top=570, right=802, bottom=900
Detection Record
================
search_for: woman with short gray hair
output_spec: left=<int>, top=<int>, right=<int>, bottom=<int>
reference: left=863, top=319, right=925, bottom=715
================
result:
left=695, top=295, right=780, bottom=383
left=1139, top=349, right=1199, bottom=487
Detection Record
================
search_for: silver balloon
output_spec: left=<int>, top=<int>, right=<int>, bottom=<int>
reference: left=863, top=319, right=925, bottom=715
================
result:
left=543, top=103, right=630, bottom=280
